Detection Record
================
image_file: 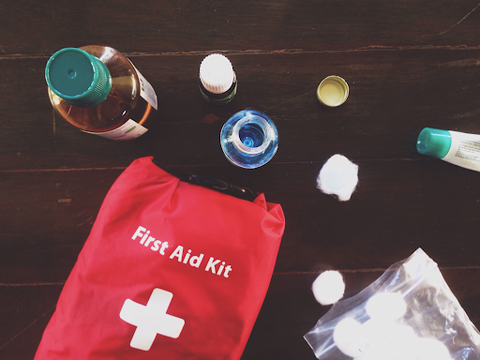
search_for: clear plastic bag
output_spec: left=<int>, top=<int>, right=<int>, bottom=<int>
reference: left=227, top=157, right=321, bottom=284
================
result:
left=304, top=248, right=480, bottom=360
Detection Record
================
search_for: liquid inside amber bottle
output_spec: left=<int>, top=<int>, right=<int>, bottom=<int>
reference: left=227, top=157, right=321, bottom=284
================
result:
left=45, top=46, right=158, bottom=140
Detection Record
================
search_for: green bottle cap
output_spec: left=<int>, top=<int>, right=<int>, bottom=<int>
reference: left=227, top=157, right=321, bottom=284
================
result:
left=45, top=48, right=112, bottom=107
left=416, top=127, right=452, bottom=159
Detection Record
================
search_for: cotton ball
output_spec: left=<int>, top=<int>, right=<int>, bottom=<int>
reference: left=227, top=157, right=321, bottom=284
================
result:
left=366, top=292, right=407, bottom=321
left=333, top=317, right=368, bottom=357
left=311, top=270, right=345, bottom=305
left=361, top=319, right=399, bottom=348
left=317, top=154, right=358, bottom=201
left=357, top=322, right=418, bottom=360
left=415, top=338, right=451, bottom=360
left=394, top=324, right=416, bottom=341
left=390, top=324, right=417, bottom=348
left=391, top=328, right=421, bottom=360
left=353, top=344, right=394, bottom=360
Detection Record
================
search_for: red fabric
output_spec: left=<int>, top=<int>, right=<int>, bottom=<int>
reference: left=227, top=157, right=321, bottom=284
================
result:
left=35, top=157, right=285, bottom=360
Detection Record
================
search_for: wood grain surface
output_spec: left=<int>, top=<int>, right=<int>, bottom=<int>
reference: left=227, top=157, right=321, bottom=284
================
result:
left=2, top=1, right=480, bottom=359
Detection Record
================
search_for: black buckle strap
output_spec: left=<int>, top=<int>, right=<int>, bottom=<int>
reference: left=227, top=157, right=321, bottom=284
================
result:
left=152, top=159, right=256, bottom=202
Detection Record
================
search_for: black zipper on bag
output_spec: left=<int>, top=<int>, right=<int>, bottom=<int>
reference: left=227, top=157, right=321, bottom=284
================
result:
left=152, top=159, right=257, bottom=202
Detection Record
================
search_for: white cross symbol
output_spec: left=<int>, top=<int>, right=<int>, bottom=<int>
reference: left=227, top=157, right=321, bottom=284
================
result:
left=119, top=288, right=185, bottom=351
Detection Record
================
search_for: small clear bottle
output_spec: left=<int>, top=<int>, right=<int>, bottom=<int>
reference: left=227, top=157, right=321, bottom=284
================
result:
left=198, top=53, right=237, bottom=105
left=45, top=46, right=158, bottom=140
left=220, top=110, right=278, bottom=169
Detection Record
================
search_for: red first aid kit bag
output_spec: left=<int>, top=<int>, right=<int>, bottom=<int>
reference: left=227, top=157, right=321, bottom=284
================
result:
left=34, top=156, right=285, bottom=359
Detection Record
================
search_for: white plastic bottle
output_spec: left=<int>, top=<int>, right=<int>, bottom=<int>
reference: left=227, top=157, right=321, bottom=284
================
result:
left=417, top=127, right=480, bottom=172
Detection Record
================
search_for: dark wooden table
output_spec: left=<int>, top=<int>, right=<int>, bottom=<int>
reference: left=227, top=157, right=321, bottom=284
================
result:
left=2, top=1, right=480, bottom=359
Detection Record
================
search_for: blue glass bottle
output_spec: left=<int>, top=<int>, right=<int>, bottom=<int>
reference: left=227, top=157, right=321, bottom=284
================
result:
left=220, top=110, right=279, bottom=169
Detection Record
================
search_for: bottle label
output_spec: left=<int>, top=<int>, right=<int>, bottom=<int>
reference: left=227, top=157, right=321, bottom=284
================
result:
left=132, top=64, right=158, bottom=110
left=201, top=85, right=237, bottom=106
left=82, top=119, right=148, bottom=140
left=199, top=75, right=237, bottom=106
left=455, top=140, right=480, bottom=161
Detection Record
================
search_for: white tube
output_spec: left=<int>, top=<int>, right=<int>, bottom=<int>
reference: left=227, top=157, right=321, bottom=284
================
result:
left=417, top=127, right=480, bottom=172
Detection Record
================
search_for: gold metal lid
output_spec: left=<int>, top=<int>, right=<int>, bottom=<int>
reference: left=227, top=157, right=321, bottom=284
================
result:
left=317, top=76, right=349, bottom=107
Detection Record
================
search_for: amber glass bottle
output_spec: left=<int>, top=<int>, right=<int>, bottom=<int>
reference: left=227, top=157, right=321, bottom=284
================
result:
left=45, top=46, right=158, bottom=140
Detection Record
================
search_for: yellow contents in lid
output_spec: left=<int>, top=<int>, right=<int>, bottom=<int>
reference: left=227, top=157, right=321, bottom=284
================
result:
left=317, top=76, right=349, bottom=107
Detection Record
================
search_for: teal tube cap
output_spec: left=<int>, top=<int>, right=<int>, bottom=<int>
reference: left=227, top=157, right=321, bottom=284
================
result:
left=45, top=48, right=112, bottom=107
left=416, top=127, right=452, bottom=159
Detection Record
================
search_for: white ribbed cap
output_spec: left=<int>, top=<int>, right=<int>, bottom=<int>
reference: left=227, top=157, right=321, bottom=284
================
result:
left=199, top=54, right=235, bottom=94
